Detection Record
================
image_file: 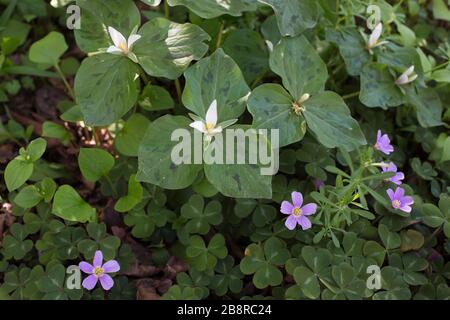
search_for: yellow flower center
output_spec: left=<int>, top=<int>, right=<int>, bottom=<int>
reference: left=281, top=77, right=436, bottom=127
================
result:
left=93, top=266, right=105, bottom=278
left=118, top=41, right=129, bottom=54
left=392, top=199, right=400, bottom=209
left=292, top=207, right=302, bottom=217
left=204, top=122, right=215, bottom=133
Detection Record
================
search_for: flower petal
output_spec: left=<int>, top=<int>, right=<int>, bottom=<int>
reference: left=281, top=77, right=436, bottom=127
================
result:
left=99, top=274, right=114, bottom=290
left=386, top=188, right=395, bottom=201
left=127, top=34, right=141, bottom=49
left=205, top=100, right=218, bottom=126
left=377, top=130, right=382, bottom=141
left=280, top=201, right=294, bottom=215
left=298, top=216, right=312, bottom=230
left=106, top=46, right=122, bottom=54
left=402, top=196, right=414, bottom=206
left=103, top=260, right=120, bottom=273
left=368, top=22, right=382, bottom=47
left=405, top=65, right=415, bottom=76
left=400, top=205, right=412, bottom=213
left=291, top=191, right=303, bottom=207
left=108, top=26, right=127, bottom=48
left=285, top=215, right=297, bottom=230
left=394, top=187, right=405, bottom=199
left=93, top=250, right=103, bottom=267
left=301, top=203, right=317, bottom=216
left=82, top=274, right=98, bottom=290
left=189, top=121, right=206, bottom=133
left=79, top=262, right=94, bottom=274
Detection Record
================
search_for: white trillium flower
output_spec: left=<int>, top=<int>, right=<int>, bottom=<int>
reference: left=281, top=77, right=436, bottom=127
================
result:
left=106, top=26, right=141, bottom=63
left=189, top=100, right=237, bottom=142
left=367, top=22, right=389, bottom=49
left=395, top=65, right=418, bottom=86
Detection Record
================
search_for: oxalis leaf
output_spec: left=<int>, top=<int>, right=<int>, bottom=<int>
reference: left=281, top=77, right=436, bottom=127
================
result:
left=133, top=17, right=210, bottom=79
left=182, top=48, right=250, bottom=121
left=259, top=0, right=320, bottom=37
left=52, top=185, right=96, bottom=223
left=167, top=0, right=257, bottom=19
left=74, top=0, right=141, bottom=53
left=74, top=54, right=140, bottom=126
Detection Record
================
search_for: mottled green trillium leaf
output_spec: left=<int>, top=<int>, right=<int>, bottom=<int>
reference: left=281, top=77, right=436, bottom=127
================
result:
left=115, top=114, right=151, bottom=157
left=74, top=54, right=140, bottom=126
left=325, top=27, right=370, bottom=76
left=138, top=85, right=174, bottom=111
left=167, top=0, right=257, bottom=19
left=269, top=35, right=327, bottom=99
left=302, top=91, right=367, bottom=151
left=74, top=0, right=141, bottom=53
left=405, top=87, right=443, bottom=128
left=359, top=63, right=405, bottom=109
left=240, top=237, right=290, bottom=289
left=137, top=115, right=202, bottom=189
left=261, top=15, right=282, bottom=49
left=182, top=48, right=250, bottom=121
left=78, top=148, right=115, bottom=182
left=203, top=126, right=273, bottom=199
left=377, top=45, right=421, bottom=70
left=259, top=0, right=320, bottom=37
left=133, top=17, right=210, bottom=79
left=52, top=185, right=96, bottom=223
left=222, top=29, right=269, bottom=84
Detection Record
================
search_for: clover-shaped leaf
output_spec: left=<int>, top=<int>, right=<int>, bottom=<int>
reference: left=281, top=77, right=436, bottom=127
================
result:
left=38, top=264, right=82, bottom=300
left=77, top=223, right=120, bottom=260
left=0, top=266, right=44, bottom=299
left=423, top=195, right=450, bottom=238
left=210, top=256, right=243, bottom=296
left=240, top=237, right=290, bottom=289
left=186, top=234, right=228, bottom=271
left=2, top=223, right=33, bottom=260
left=124, top=203, right=173, bottom=238
left=181, top=194, right=222, bottom=235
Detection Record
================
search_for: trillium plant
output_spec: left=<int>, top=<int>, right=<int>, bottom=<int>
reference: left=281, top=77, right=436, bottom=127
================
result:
left=1, top=0, right=449, bottom=302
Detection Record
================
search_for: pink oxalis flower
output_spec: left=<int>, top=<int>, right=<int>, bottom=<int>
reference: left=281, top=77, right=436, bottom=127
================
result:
left=381, top=162, right=404, bottom=185
left=374, top=130, right=394, bottom=155
left=79, top=250, right=120, bottom=291
left=387, top=187, right=414, bottom=213
left=280, top=191, right=317, bottom=230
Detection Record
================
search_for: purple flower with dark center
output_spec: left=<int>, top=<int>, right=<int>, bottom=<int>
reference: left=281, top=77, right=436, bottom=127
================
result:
left=374, top=130, right=394, bottom=155
left=381, top=162, right=404, bottom=185
left=280, top=191, right=317, bottom=230
left=387, top=187, right=414, bottom=213
left=79, top=250, right=120, bottom=291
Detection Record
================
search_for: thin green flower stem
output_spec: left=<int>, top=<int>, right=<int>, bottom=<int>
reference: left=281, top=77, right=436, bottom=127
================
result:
left=164, top=0, right=169, bottom=18
left=54, top=63, right=75, bottom=99
left=174, top=78, right=182, bottom=102
left=342, top=91, right=360, bottom=100
left=216, top=21, right=225, bottom=49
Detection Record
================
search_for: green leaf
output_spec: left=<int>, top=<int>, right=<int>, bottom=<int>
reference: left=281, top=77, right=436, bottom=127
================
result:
left=138, top=85, right=174, bottom=111
left=115, top=114, right=151, bottom=157
left=74, top=54, right=140, bottom=126
left=167, top=0, right=257, bottom=19
left=42, top=121, right=71, bottom=145
left=260, top=0, right=320, bottom=37
left=78, top=148, right=115, bottom=182
left=181, top=194, right=222, bottom=234
left=141, top=0, right=161, bottom=5
left=359, top=63, right=405, bottom=109
left=325, top=27, right=370, bottom=76
left=406, top=87, right=443, bottom=128
left=248, top=84, right=306, bottom=147
left=363, top=241, right=386, bottom=266
left=222, top=29, right=269, bottom=84
left=137, top=115, right=202, bottom=189
left=1, top=224, right=33, bottom=260
left=4, top=159, right=34, bottom=192
left=134, top=17, right=210, bottom=79
left=115, top=175, right=143, bottom=213
left=302, top=91, right=367, bottom=151
left=52, top=185, right=96, bottom=223
left=74, top=0, right=141, bottom=53
left=378, top=224, right=401, bottom=250
left=269, top=35, right=328, bottom=99
left=432, top=0, right=450, bottom=21
left=29, top=31, right=67, bottom=65
left=293, top=266, right=320, bottom=299
left=14, top=185, right=43, bottom=209
left=182, top=48, right=250, bottom=121
left=27, top=138, right=47, bottom=161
